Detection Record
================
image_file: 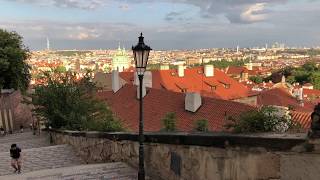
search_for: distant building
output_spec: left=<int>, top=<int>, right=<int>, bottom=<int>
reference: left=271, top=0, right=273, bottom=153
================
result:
left=112, top=44, right=130, bottom=72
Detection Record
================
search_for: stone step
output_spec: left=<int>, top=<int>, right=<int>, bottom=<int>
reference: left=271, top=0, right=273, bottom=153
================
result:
left=0, top=132, right=46, bottom=144
left=0, top=137, right=51, bottom=152
left=0, top=162, right=138, bottom=180
left=0, top=144, right=84, bottom=176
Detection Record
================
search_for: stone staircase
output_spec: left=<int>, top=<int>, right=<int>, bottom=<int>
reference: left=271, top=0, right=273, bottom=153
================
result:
left=0, top=132, right=138, bottom=179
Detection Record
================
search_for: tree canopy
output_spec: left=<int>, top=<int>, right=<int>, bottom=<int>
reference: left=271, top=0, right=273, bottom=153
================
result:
left=29, top=70, right=123, bottom=132
left=265, top=61, right=320, bottom=89
left=0, top=29, right=30, bottom=92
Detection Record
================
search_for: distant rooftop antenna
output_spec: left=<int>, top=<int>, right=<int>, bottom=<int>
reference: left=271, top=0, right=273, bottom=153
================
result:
left=46, top=37, right=50, bottom=51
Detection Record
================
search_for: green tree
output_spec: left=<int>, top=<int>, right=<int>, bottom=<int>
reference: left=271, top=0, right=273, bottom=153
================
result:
left=30, top=70, right=123, bottom=132
left=286, top=75, right=296, bottom=84
left=292, top=70, right=310, bottom=84
left=55, top=65, right=67, bottom=73
left=249, top=76, right=263, bottom=84
left=309, top=72, right=320, bottom=90
left=194, top=119, right=208, bottom=132
left=302, top=61, right=317, bottom=72
left=207, top=59, right=247, bottom=69
left=0, top=29, right=30, bottom=91
left=162, top=112, right=177, bottom=132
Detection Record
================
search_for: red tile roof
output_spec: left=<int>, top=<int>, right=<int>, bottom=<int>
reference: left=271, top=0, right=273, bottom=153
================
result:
left=120, top=67, right=255, bottom=100
left=257, top=88, right=314, bottom=112
left=226, top=66, right=258, bottom=76
left=227, top=66, right=248, bottom=75
left=303, top=88, right=320, bottom=98
left=290, top=111, right=311, bottom=130
left=97, top=84, right=255, bottom=132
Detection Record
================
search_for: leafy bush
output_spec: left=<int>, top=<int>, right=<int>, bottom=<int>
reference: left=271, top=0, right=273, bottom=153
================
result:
left=194, top=119, right=208, bottom=132
left=226, top=106, right=293, bottom=133
left=29, top=70, right=123, bottom=132
left=162, top=112, right=177, bottom=132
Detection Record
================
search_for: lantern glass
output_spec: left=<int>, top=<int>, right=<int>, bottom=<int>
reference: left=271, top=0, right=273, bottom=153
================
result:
left=132, top=33, right=152, bottom=76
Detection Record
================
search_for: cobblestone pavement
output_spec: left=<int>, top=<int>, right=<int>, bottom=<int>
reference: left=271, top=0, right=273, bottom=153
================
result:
left=0, top=136, right=50, bottom=152
left=1, top=162, right=138, bottom=180
left=0, top=144, right=84, bottom=176
left=0, top=132, right=140, bottom=179
left=0, top=132, right=43, bottom=144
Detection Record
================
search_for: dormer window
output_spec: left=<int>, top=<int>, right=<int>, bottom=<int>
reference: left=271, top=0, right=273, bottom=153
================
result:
left=218, top=80, right=230, bottom=89
left=175, top=82, right=188, bottom=93
left=204, top=81, right=217, bottom=91
left=181, top=88, right=187, bottom=93
left=210, top=85, right=217, bottom=91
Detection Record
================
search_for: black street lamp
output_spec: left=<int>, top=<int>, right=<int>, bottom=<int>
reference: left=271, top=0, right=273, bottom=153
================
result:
left=132, top=33, right=152, bottom=180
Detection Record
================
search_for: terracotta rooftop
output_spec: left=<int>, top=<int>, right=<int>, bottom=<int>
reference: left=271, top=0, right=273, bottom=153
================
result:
left=119, top=67, right=255, bottom=100
left=257, top=88, right=314, bottom=112
left=290, top=111, right=311, bottom=130
left=97, top=84, right=255, bottom=132
left=226, top=66, right=259, bottom=76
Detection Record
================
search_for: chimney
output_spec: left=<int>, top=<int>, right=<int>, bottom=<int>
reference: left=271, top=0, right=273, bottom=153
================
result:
left=298, top=87, right=303, bottom=101
left=137, top=84, right=146, bottom=99
left=247, top=61, right=253, bottom=71
left=185, top=92, right=202, bottom=112
left=204, top=64, right=214, bottom=77
left=178, top=65, right=184, bottom=77
left=281, top=75, right=286, bottom=84
left=112, top=70, right=121, bottom=93
left=134, top=71, right=152, bottom=88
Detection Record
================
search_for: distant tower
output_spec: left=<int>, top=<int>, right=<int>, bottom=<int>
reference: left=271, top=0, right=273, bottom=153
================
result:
left=112, top=43, right=129, bottom=72
left=265, top=43, right=268, bottom=50
left=281, top=75, right=286, bottom=84
left=46, top=37, right=50, bottom=51
left=236, top=45, right=239, bottom=53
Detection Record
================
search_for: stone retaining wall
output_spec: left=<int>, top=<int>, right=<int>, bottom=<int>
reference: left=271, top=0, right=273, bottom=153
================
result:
left=49, top=130, right=320, bottom=180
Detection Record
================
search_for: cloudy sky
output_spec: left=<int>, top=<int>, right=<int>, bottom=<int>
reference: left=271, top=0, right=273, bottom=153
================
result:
left=0, top=0, right=319, bottom=50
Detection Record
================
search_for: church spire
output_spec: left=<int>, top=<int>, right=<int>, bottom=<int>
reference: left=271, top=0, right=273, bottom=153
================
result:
left=118, top=42, right=121, bottom=50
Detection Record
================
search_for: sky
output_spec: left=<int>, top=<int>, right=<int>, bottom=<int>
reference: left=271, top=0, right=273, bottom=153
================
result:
left=0, top=0, right=320, bottom=50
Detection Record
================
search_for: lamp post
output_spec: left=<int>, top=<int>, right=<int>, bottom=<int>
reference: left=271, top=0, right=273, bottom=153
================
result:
left=132, top=33, right=152, bottom=180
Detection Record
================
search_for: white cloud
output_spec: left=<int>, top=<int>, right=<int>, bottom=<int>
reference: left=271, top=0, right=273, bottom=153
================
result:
left=68, top=31, right=100, bottom=40
left=9, top=0, right=109, bottom=10
left=240, top=3, right=268, bottom=23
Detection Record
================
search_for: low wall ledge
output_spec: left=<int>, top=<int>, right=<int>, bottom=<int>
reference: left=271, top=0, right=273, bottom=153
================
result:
left=48, top=129, right=307, bottom=151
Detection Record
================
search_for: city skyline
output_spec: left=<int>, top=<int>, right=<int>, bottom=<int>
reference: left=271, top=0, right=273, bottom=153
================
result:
left=0, top=0, right=320, bottom=50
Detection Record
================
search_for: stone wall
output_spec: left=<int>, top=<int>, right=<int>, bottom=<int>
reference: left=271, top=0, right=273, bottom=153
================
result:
left=0, top=90, right=33, bottom=131
left=50, top=130, right=319, bottom=180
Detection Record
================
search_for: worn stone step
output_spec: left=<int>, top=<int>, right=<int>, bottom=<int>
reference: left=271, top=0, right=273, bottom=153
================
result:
left=0, top=144, right=84, bottom=176
left=0, top=137, right=50, bottom=153
left=0, top=162, right=138, bottom=180
left=0, top=132, right=46, bottom=144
